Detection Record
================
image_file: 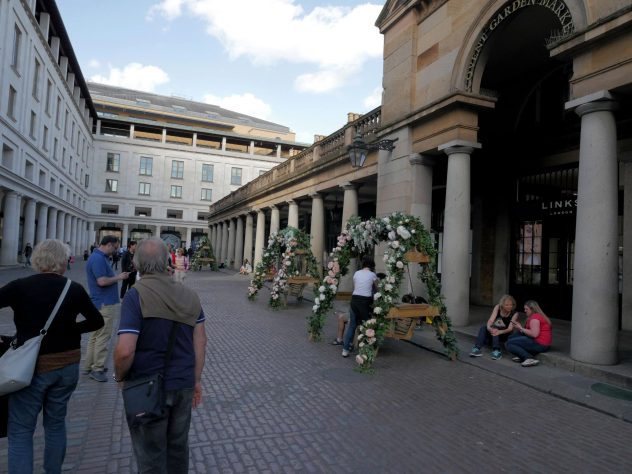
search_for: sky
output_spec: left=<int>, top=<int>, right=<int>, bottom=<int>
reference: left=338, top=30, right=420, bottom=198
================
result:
left=56, top=0, right=386, bottom=144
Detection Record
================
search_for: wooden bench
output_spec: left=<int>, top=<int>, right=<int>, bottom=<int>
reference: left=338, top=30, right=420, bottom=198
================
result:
left=385, top=303, right=440, bottom=340
left=283, top=275, right=318, bottom=304
left=194, top=257, right=214, bottom=270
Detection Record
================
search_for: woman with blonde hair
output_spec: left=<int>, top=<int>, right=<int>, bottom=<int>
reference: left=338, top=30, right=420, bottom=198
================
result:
left=506, top=300, right=552, bottom=367
left=470, top=294, right=520, bottom=360
left=0, top=239, right=104, bottom=473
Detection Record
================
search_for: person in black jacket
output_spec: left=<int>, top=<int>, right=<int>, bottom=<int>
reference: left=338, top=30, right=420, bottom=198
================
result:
left=0, top=239, right=104, bottom=473
left=120, top=241, right=138, bottom=299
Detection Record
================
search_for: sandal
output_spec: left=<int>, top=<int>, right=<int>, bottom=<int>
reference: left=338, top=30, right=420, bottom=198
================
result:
left=331, top=339, right=343, bottom=345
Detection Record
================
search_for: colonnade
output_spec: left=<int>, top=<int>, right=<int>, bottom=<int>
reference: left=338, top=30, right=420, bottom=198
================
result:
left=0, top=190, right=93, bottom=266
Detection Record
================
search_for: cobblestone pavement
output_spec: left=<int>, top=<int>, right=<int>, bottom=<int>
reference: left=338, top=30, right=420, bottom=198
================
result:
left=0, top=263, right=631, bottom=473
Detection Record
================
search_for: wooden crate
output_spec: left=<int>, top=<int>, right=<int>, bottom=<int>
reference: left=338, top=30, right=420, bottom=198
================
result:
left=384, top=303, right=440, bottom=340
left=287, top=275, right=318, bottom=284
left=404, top=250, right=430, bottom=264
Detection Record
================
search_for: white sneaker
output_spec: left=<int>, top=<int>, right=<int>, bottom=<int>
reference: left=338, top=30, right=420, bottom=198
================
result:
left=341, top=349, right=350, bottom=357
left=521, top=358, right=540, bottom=367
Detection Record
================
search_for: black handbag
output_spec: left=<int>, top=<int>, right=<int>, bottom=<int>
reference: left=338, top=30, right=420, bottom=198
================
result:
left=122, top=323, right=178, bottom=426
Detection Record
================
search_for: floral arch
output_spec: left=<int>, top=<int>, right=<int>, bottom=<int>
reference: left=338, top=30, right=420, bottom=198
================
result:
left=247, top=227, right=320, bottom=310
left=309, top=212, right=458, bottom=372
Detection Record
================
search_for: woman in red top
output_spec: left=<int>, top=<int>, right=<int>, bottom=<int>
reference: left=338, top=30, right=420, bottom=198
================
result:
left=506, top=300, right=552, bottom=367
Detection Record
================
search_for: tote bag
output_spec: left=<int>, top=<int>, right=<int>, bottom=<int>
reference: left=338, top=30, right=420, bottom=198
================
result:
left=0, top=279, right=71, bottom=396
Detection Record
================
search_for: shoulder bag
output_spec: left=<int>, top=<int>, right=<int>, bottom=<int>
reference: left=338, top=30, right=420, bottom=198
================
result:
left=0, top=278, right=72, bottom=396
left=122, top=322, right=178, bottom=426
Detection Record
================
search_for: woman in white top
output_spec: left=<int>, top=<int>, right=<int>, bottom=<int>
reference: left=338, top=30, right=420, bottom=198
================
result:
left=342, top=255, right=377, bottom=357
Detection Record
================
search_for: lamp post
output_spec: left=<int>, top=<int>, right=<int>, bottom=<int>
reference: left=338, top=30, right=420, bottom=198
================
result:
left=347, top=132, right=397, bottom=168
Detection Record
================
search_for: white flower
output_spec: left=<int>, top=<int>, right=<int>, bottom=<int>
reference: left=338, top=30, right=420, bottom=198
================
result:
left=383, top=254, right=389, bottom=262
left=396, top=261, right=404, bottom=269
left=373, top=292, right=381, bottom=300
left=373, top=307, right=382, bottom=314
left=319, top=294, right=326, bottom=301
left=391, top=240, right=400, bottom=249
left=397, top=226, right=411, bottom=240
left=367, top=319, right=377, bottom=325
left=312, top=305, right=319, bottom=311
left=319, top=286, right=326, bottom=292
left=359, top=342, right=365, bottom=347
left=389, top=276, right=396, bottom=283
left=355, top=355, right=365, bottom=365
left=385, top=284, right=393, bottom=291
left=388, top=231, right=396, bottom=240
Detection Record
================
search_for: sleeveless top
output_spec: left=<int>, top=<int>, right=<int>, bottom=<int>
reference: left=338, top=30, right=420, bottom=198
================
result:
left=491, top=309, right=516, bottom=341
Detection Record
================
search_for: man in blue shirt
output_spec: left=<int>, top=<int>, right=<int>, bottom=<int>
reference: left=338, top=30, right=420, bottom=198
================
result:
left=114, top=237, right=206, bottom=473
left=84, top=235, right=129, bottom=382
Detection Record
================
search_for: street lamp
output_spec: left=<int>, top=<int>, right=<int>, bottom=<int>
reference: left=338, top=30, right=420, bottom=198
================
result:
left=347, top=132, right=398, bottom=168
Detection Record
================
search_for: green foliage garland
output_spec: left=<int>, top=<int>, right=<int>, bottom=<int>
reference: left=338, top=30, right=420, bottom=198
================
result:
left=190, top=236, right=218, bottom=271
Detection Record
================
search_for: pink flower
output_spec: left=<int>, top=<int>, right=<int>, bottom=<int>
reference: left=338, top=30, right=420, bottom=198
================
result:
left=365, top=328, right=375, bottom=338
left=355, top=355, right=365, bottom=365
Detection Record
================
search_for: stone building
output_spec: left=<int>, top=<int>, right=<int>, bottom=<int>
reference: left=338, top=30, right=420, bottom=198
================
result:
left=208, top=0, right=632, bottom=366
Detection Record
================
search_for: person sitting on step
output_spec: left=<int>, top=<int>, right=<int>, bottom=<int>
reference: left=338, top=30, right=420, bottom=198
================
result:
left=506, top=300, right=552, bottom=367
left=470, top=294, right=520, bottom=360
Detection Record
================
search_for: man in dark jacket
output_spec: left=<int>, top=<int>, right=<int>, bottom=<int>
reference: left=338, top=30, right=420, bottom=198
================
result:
left=120, top=241, right=137, bottom=299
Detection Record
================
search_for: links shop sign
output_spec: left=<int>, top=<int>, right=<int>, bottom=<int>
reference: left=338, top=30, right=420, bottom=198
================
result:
left=465, top=0, right=575, bottom=91
left=541, top=199, right=577, bottom=216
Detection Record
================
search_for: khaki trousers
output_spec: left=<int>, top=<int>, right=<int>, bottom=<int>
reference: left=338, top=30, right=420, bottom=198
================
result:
left=83, top=303, right=118, bottom=372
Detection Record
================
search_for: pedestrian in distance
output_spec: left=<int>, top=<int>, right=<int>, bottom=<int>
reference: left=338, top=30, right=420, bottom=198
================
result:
left=84, top=236, right=129, bottom=382
left=506, top=300, right=552, bottom=367
left=114, top=237, right=207, bottom=473
left=0, top=239, right=104, bottom=474
left=22, top=243, right=32, bottom=268
left=120, top=241, right=138, bottom=299
left=173, top=247, right=189, bottom=283
left=469, top=294, right=520, bottom=360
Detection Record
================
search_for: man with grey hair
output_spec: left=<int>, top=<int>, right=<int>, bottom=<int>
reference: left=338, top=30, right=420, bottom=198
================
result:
left=114, top=237, right=206, bottom=473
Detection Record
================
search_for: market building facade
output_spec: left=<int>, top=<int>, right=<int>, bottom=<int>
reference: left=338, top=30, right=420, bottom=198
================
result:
left=208, top=0, right=632, bottom=366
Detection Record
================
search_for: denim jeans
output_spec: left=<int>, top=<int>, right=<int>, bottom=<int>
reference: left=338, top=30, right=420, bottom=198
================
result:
left=128, top=388, right=194, bottom=474
left=8, top=362, right=79, bottom=474
left=474, top=326, right=502, bottom=351
left=342, top=308, right=357, bottom=351
left=506, top=334, right=550, bottom=360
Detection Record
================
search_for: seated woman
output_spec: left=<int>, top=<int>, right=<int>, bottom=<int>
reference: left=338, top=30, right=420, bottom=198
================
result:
left=239, top=259, right=252, bottom=275
left=470, top=294, right=519, bottom=360
left=506, top=300, right=552, bottom=367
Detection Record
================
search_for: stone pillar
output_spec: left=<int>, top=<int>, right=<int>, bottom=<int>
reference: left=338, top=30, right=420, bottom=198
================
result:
left=186, top=227, right=192, bottom=248
left=155, top=225, right=161, bottom=239
left=0, top=192, right=21, bottom=265
left=22, top=198, right=37, bottom=251
left=88, top=221, right=95, bottom=247
left=64, top=213, right=72, bottom=244
left=210, top=225, right=217, bottom=253
left=288, top=200, right=299, bottom=229
left=235, top=216, right=244, bottom=269
left=409, top=154, right=434, bottom=228
left=36, top=204, right=49, bottom=244
left=122, top=223, right=129, bottom=247
left=270, top=205, right=280, bottom=235
left=57, top=212, right=65, bottom=242
left=244, top=213, right=254, bottom=267
left=623, top=155, right=632, bottom=331
left=438, top=140, right=480, bottom=326
left=570, top=97, right=619, bottom=365
left=216, top=223, right=224, bottom=261
left=70, top=216, right=77, bottom=255
left=221, top=221, right=229, bottom=265
left=227, top=218, right=236, bottom=268
left=254, top=210, right=266, bottom=269
left=340, top=183, right=359, bottom=292
left=310, top=193, right=325, bottom=275
left=47, top=208, right=58, bottom=239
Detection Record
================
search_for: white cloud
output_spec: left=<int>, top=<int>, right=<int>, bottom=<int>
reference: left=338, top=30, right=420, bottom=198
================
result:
left=88, top=59, right=101, bottom=69
left=90, top=63, right=170, bottom=92
left=150, top=0, right=383, bottom=93
left=202, top=92, right=272, bottom=119
left=362, top=86, right=382, bottom=110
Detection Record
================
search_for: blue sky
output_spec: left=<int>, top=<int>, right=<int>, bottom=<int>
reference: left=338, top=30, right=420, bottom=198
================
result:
left=56, top=0, right=386, bottom=144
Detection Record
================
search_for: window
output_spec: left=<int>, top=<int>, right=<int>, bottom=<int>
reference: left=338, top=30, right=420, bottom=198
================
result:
left=139, top=156, right=153, bottom=175
left=53, top=138, right=58, bottom=160
left=55, top=96, right=61, bottom=127
left=11, top=25, right=21, bottom=70
left=7, top=86, right=17, bottom=119
left=42, top=126, right=48, bottom=150
left=170, top=185, right=182, bottom=198
left=32, top=59, right=41, bottom=99
left=231, top=167, right=242, bottom=185
left=201, top=188, right=212, bottom=201
left=171, top=160, right=184, bottom=179
left=106, top=152, right=120, bottom=172
left=64, top=109, right=69, bottom=138
left=45, top=80, right=52, bottom=114
left=71, top=122, right=75, bottom=146
left=85, top=174, right=89, bottom=188
left=50, top=178, right=56, bottom=193
left=201, top=163, right=214, bottom=182
left=106, top=179, right=118, bottom=192
left=29, top=111, right=37, bottom=138
left=139, top=182, right=151, bottom=195
left=62, top=147, right=66, bottom=167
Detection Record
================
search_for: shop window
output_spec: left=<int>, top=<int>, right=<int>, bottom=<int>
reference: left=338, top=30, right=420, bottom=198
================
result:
left=516, top=221, right=542, bottom=285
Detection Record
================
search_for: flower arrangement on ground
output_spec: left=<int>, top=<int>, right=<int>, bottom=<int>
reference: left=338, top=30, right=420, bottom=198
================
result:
left=247, top=227, right=319, bottom=310
left=310, top=212, right=458, bottom=372
left=189, top=236, right=218, bottom=271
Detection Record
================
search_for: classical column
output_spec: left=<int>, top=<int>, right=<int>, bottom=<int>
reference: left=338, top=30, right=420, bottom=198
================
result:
left=227, top=218, right=236, bottom=268
left=57, top=212, right=65, bottom=242
left=216, top=222, right=224, bottom=261
left=288, top=200, right=299, bottom=229
left=22, top=198, right=37, bottom=250
left=244, top=213, right=254, bottom=267
left=122, top=223, right=129, bottom=247
left=0, top=192, right=21, bottom=265
left=155, top=225, right=161, bottom=239
left=270, top=205, right=280, bottom=235
left=310, top=193, right=325, bottom=275
left=254, top=210, right=266, bottom=268
left=221, top=221, right=229, bottom=264
left=210, top=225, right=217, bottom=253
left=64, top=213, right=72, bottom=244
left=570, top=97, right=619, bottom=365
left=47, top=208, right=58, bottom=239
left=340, top=183, right=359, bottom=292
left=409, top=154, right=434, bottom=228
left=623, top=154, right=632, bottom=331
left=234, top=216, right=244, bottom=269
left=36, top=204, right=49, bottom=244
left=70, top=216, right=77, bottom=255
left=438, top=140, right=480, bottom=327
left=186, top=227, right=192, bottom=248
left=88, top=221, right=95, bottom=247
